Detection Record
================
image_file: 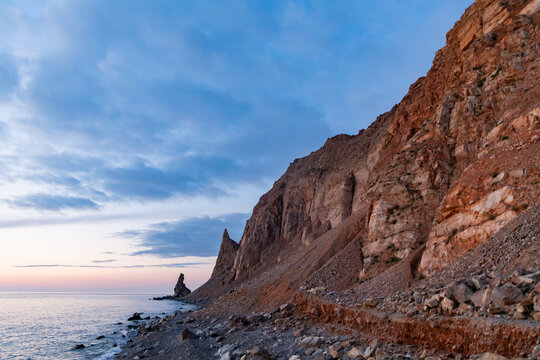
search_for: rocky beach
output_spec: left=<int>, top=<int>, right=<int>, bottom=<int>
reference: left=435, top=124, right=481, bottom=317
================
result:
left=117, top=0, right=539, bottom=359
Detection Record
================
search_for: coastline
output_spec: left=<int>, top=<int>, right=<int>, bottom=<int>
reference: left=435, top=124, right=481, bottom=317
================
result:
left=114, top=299, right=451, bottom=360
left=106, top=298, right=197, bottom=359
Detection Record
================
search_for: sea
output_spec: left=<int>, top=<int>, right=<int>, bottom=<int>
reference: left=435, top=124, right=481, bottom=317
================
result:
left=0, top=292, right=196, bottom=360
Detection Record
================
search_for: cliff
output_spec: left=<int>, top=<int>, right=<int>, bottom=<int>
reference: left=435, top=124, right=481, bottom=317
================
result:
left=190, top=0, right=539, bottom=314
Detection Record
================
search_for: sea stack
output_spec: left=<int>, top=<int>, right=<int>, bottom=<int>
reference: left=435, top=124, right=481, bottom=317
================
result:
left=173, top=273, right=191, bottom=297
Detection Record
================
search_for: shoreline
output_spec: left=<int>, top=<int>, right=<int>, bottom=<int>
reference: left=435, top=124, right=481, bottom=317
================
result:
left=114, top=299, right=454, bottom=360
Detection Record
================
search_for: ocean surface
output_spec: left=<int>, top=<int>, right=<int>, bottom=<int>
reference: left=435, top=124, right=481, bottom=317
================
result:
left=0, top=292, right=196, bottom=360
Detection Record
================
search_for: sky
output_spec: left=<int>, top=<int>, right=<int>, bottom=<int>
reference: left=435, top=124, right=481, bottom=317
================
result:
left=0, top=0, right=473, bottom=293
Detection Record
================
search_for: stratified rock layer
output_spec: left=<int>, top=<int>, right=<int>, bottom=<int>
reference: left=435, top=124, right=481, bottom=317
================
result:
left=191, top=0, right=540, bottom=313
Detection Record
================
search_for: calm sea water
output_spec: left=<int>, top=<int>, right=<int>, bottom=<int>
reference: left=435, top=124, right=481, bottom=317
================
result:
left=0, top=292, right=196, bottom=360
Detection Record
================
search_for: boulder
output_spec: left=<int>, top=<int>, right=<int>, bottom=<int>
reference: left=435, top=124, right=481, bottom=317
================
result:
left=490, top=284, right=524, bottom=307
left=178, top=328, right=197, bottom=342
left=248, top=346, right=271, bottom=360
left=441, top=297, right=456, bottom=314
left=227, top=315, right=249, bottom=329
left=446, top=283, right=473, bottom=304
left=328, top=344, right=341, bottom=359
left=348, top=347, right=364, bottom=359
left=300, top=336, right=323, bottom=348
left=471, top=289, right=489, bottom=308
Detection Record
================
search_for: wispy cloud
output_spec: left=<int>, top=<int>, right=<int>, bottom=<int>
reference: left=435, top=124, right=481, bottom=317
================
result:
left=118, top=213, right=249, bottom=258
left=91, top=259, right=116, bottom=263
left=6, top=194, right=99, bottom=211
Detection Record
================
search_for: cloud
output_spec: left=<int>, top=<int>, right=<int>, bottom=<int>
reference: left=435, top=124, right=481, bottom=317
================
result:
left=119, top=213, right=249, bottom=258
left=7, top=194, right=99, bottom=211
left=0, top=0, right=473, bottom=211
left=92, top=259, right=116, bottom=263
left=14, top=262, right=209, bottom=269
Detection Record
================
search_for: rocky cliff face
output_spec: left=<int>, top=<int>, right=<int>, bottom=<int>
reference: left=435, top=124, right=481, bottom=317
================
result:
left=211, top=229, right=239, bottom=278
left=194, top=0, right=539, bottom=305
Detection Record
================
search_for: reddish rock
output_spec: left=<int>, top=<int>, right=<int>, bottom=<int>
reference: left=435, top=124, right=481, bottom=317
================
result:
left=490, top=284, right=524, bottom=307
left=191, top=0, right=540, bottom=324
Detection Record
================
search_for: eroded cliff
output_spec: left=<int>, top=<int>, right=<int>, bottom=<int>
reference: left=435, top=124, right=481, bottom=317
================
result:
left=191, top=0, right=539, bottom=309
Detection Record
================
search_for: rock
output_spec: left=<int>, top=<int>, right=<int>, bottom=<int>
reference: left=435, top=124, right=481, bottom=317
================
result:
left=364, top=342, right=377, bottom=358
left=73, top=344, right=85, bottom=350
left=375, top=348, right=388, bottom=359
left=490, top=284, right=524, bottom=307
left=173, top=273, right=191, bottom=297
left=178, top=328, right=197, bottom=342
left=217, top=344, right=236, bottom=357
left=348, top=347, right=364, bottom=359
left=471, top=289, right=489, bottom=308
left=424, top=295, right=439, bottom=309
left=300, top=336, right=323, bottom=348
left=247, top=313, right=266, bottom=324
left=531, top=345, right=540, bottom=358
left=533, top=312, right=540, bottom=321
left=128, top=312, right=143, bottom=321
left=227, top=315, right=249, bottom=329
left=446, top=283, right=473, bottom=304
left=471, top=278, right=483, bottom=290
left=456, top=303, right=473, bottom=315
left=289, top=356, right=301, bottom=360
left=328, top=344, right=340, bottom=359
left=248, top=346, right=271, bottom=360
left=293, top=329, right=304, bottom=337
left=96, top=335, right=105, bottom=340
left=476, top=353, right=508, bottom=360
left=441, top=297, right=455, bottom=314
left=220, top=352, right=232, bottom=360
left=279, top=303, right=294, bottom=312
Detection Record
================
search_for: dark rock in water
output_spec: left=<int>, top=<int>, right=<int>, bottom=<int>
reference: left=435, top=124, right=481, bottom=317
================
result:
left=96, top=335, right=105, bottom=340
left=113, top=343, right=117, bottom=348
left=153, top=272, right=191, bottom=300
left=174, top=273, right=191, bottom=297
left=73, top=344, right=85, bottom=350
left=116, top=322, right=123, bottom=325
left=178, top=328, right=197, bottom=342
left=128, top=313, right=143, bottom=321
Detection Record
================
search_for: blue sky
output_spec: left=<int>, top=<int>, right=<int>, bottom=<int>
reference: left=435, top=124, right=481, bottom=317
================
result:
left=0, top=0, right=472, bottom=292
